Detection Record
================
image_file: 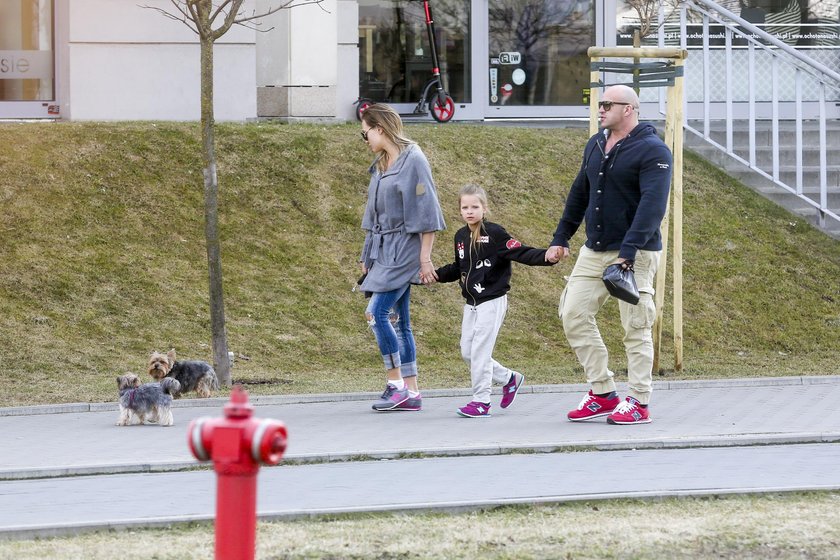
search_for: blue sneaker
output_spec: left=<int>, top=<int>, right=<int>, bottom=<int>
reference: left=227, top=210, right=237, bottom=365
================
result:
left=372, top=384, right=409, bottom=411
left=394, top=393, right=422, bottom=411
left=500, top=371, right=524, bottom=409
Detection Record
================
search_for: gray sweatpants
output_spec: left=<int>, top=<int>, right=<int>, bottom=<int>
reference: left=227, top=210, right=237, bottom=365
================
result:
left=460, top=295, right=514, bottom=403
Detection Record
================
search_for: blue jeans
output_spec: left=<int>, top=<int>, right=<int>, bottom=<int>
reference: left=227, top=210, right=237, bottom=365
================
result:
left=365, top=284, right=418, bottom=377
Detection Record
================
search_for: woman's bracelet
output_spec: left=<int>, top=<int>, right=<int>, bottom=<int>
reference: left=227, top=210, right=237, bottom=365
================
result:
left=422, top=259, right=432, bottom=264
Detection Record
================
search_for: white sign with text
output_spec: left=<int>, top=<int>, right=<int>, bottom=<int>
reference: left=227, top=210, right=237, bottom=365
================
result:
left=0, top=51, right=53, bottom=80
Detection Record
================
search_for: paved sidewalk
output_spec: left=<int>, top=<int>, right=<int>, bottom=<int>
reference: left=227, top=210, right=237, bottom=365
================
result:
left=0, top=376, right=839, bottom=539
left=1, top=376, right=838, bottom=479
left=3, top=443, right=838, bottom=539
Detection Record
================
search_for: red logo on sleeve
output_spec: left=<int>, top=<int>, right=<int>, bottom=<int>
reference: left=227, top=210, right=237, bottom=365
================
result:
left=506, top=239, right=522, bottom=249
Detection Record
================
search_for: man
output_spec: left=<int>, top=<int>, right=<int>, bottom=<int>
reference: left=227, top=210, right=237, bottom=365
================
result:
left=546, top=85, right=672, bottom=425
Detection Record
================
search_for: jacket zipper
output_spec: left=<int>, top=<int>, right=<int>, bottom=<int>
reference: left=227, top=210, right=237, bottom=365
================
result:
left=466, top=234, right=477, bottom=307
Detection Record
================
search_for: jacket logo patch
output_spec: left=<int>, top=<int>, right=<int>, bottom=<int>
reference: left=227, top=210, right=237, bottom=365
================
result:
left=457, top=241, right=465, bottom=260
left=506, top=239, right=522, bottom=249
left=657, top=163, right=670, bottom=169
left=478, top=236, right=489, bottom=243
left=416, top=182, right=426, bottom=195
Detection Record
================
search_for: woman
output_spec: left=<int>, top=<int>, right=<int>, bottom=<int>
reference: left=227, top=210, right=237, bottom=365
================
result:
left=358, top=104, right=446, bottom=412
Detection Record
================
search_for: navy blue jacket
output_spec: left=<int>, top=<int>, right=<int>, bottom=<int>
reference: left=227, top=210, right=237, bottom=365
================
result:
left=551, top=123, right=672, bottom=261
left=436, top=222, right=553, bottom=306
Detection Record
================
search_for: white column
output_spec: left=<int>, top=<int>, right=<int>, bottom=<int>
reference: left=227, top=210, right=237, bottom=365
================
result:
left=257, top=0, right=352, bottom=120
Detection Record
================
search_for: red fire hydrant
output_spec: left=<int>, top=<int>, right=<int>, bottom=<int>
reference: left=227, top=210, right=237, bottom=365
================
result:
left=188, top=385, right=287, bottom=560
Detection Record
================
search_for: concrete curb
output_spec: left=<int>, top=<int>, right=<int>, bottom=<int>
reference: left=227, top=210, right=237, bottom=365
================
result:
left=2, top=484, right=839, bottom=541
left=2, top=375, right=838, bottom=417
left=3, top=431, right=839, bottom=481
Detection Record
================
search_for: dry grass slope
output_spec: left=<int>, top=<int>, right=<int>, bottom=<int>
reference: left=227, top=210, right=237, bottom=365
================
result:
left=0, top=122, right=838, bottom=407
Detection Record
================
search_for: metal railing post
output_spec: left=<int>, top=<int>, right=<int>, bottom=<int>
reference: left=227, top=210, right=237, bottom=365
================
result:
left=748, top=41, right=756, bottom=168
left=772, top=57, right=779, bottom=182
left=796, top=70, right=803, bottom=195
left=702, top=15, right=710, bottom=138
left=819, top=83, right=828, bottom=228
left=725, top=25, right=733, bottom=152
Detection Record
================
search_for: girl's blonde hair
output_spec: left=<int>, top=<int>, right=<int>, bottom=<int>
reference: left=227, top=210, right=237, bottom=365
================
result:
left=459, top=184, right=490, bottom=249
left=362, top=104, right=415, bottom=173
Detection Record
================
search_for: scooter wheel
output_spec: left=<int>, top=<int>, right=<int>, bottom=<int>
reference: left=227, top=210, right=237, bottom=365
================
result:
left=355, top=99, right=374, bottom=121
left=430, top=95, right=455, bottom=123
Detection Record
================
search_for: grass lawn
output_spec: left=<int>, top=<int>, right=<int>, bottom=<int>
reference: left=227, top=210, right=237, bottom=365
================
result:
left=1, top=122, right=838, bottom=558
left=0, top=492, right=838, bottom=559
left=0, top=122, right=839, bottom=407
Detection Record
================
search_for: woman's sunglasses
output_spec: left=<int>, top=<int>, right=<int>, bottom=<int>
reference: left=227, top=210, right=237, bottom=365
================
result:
left=360, top=127, right=372, bottom=141
left=598, top=101, right=632, bottom=111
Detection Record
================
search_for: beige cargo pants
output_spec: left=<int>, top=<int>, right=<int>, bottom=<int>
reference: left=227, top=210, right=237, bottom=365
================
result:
left=559, top=246, right=660, bottom=404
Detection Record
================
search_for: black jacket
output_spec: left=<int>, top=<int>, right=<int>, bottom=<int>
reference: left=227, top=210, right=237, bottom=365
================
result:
left=436, top=222, right=552, bottom=306
left=551, top=122, right=672, bottom=261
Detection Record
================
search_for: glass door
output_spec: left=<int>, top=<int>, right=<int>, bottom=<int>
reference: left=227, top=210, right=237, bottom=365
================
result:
left=0, top=0, right=56, bottom=119
left=485, top=0, right=596, bottom=118
left=358, top=0, right=480, bottom=120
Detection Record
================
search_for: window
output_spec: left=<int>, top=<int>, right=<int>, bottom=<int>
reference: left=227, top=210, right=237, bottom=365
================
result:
left=0, top=0, right=54, bottom=102
left=358, top=0, right=471, bottom=103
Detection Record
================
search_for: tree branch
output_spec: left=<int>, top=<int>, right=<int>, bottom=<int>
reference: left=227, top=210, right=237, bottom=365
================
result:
left=212, top=0, right=244, bottom=40
left=138, top=3, right=199, bottom=34
left=209, top=0, right=235, bottom=25
left=190, top=0, right=215, bottom=38
left=231, top=19, right=277, bottom=33
left=232, top=0, right=328, bottom=24
left=145, top=0, right=329, bottom=42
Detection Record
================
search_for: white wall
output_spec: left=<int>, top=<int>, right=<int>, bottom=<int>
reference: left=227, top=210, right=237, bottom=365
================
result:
left=65, top=0, right=257, bottom=121
left=68, top=43, right=256, bottom=121
left=336, top=0, right=360, bottom=121
left=257, top=0, right=337, bottom=87
left=256, top=0, right=352, bottom=118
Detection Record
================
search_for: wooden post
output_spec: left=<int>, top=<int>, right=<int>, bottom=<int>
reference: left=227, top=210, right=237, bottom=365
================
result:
left=672, top=58, right=685, bottom=372
left=633, top=31, right=641, bottom=94
left=590, top=58, right=601, bottom=137
left=653, top=84, right=676, bottom=374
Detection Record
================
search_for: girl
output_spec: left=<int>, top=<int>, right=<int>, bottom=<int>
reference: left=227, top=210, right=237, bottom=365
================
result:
left=358, top=104, right=446, bottom=412
left=433, top=184, right=556, bottom=417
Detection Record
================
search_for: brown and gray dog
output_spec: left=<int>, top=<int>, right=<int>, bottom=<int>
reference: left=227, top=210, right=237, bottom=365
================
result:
left=116, top=373, right=180, bottom=426
left=147, top=349, right=219, bottom=398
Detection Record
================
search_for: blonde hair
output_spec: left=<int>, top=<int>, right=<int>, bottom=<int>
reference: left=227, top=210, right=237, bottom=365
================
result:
left=459, top=184, right=490, bottom=249
left=362, top=104, right=415, bottom=173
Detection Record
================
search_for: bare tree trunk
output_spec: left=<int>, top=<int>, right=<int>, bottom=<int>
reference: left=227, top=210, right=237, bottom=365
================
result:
left=200, top=35, right=231, bottom=386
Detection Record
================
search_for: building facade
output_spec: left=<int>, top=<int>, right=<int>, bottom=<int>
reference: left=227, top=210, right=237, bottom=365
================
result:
left=1, top=0, right=838, bottom=121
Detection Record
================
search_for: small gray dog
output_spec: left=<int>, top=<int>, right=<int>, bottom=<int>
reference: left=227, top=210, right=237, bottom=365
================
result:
left=116, top=373, right=180, bottom=427
left=147, top=349, right=219, bottom=398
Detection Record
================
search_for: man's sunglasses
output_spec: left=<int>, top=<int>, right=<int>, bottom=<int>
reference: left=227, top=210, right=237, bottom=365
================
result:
left=360, top=127, right=372, bottom=141
left=598, top=101, right=632, bottom=111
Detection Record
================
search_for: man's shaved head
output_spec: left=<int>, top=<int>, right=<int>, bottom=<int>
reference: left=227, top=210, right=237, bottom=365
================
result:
left=604, top=84, right=640, bottom=108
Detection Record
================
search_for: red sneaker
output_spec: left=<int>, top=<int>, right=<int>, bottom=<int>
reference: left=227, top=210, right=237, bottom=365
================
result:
left=567, top=390, right=620, bottom=422
left=607, top=397, right=651, bottom=425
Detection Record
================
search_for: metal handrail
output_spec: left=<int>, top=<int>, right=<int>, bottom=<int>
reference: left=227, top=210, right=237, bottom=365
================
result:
left=688, top=0, right=840, bottom=86
left=670, top=0, right=840, bottom=231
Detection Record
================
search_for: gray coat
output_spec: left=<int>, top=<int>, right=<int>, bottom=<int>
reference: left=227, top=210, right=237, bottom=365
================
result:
left=360, top=144, right=446, bottom=293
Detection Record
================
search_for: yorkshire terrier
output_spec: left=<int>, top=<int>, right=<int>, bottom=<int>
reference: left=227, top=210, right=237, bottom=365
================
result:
left=147, top=349, right=219, bottom=398
left=116, top=373, right=180, bottom=427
